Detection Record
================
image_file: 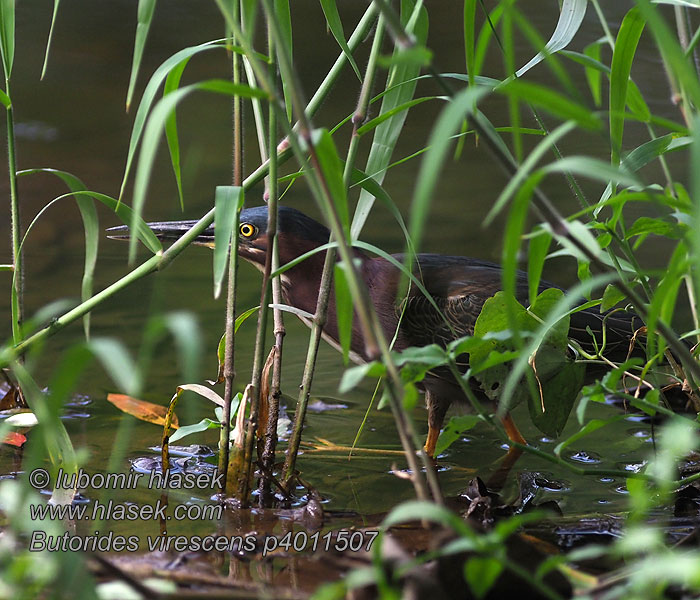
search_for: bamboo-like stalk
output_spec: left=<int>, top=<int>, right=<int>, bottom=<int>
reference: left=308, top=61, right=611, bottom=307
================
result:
left=6, top=8, right=375, bottom=366
left=217, top=8, right=244, bottom=495
left=281, top=15, right=385, bottom=489
left=258, top=19, right=285, bottom=506
left=6, top=76, right=22, bottom=345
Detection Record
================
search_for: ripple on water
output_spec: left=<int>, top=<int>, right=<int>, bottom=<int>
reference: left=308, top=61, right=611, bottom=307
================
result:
left=567, top=450, right=602, bottom=464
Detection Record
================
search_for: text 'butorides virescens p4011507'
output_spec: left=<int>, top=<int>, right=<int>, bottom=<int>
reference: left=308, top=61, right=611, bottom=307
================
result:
left=109, top=205, right=644, bottom=457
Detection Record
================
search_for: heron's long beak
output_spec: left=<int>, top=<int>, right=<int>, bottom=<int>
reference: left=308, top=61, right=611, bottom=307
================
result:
left=106, top=221, right=216, bottom=247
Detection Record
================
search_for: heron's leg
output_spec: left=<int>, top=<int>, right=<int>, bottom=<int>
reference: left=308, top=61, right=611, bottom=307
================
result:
left=424, top=389, right=450, bottom=458
left=487, top=412, right=526, bottom=490
left=501, top=412, right=526, bottom=446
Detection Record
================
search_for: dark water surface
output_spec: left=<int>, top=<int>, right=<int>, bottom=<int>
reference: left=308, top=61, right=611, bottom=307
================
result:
left=0, top=0, right=687, bottom=539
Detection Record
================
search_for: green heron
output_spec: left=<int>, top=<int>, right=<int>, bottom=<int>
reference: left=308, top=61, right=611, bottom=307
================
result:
left=109, top=206, right=643, bottom=456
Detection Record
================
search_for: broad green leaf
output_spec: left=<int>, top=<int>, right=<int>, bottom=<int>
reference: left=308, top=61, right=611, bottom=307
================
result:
left=610, top=8, right=645, bottom=165
left=527, top=346, right=585, bottom=437
left=515, top=0, right=588, bottom=77
left=130, top=79, right=267, bottom=261
left=126, top=0, right=157, bottom=111
left=435, top=414, right=481, bottom=456
left=465, top=556, right=503, bottom=600
left=601, top=283, right=627, bottom=311
left=213, top=186, right=244, bottom=299
left=168, top=418, right=220, bottom=444
left=339, top=361, right=386, bottom=393
left=320, top=0, right=361, bottom=80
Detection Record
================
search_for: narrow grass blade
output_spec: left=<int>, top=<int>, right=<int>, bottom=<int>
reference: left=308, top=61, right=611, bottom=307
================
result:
left=610, top=7, right=645, bottom=166
left=515, top=0, right=588, bottom=77
left=320, top=0, right=362, bottom=80
left=119, top=39, right=228, bottom=200
left=274, top=0, right=293, bottom=121
left=315, top=129, right=348, bottom=234
left=126, top=0, right=157, bottom=111
left=351, top=0, right=428, bottom=239
left=130, top=79, right=267, bottom=262
left=0, top=0, right=14, bottom=77
left=464, top=0, right=477, bottom=85
left=334, top=262, right=352, bottom=365
left=409, top=86, right=490, bottom=254
left=499, top=79, right=602, bottom=130
left=213, top=185, right=244, bottom=299
left=40, top=0, right=60, bottom=79
left=89, top=338, right=142, bottom=397
left=164, top=58, right=189, bottom=210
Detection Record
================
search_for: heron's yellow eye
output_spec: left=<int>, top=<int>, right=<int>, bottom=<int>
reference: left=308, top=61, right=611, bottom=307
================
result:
left=240, top=223, right=256, bottom=238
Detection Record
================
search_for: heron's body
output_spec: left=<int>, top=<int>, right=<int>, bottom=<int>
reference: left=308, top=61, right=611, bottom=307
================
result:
left=110, top=206, right=643, bottom=456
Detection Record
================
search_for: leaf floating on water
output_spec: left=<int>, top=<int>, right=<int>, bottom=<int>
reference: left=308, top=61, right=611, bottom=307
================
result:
left=107, top=393, right=179, bottom=428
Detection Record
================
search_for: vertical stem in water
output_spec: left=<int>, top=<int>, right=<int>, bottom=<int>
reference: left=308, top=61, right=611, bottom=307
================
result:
left=259, top=19, right=284, bottom=505
left=7, top=77, right=22, bottom=345
left=219, top=5, right=244, bottom=494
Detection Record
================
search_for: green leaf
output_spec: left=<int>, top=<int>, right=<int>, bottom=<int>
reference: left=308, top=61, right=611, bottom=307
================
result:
left=409, top=86, right=491, bottom=255
left=583, top=41, right=602, bottom=105
left=601, top=284, right=627, bottom=311
left=163, top=57, right=189, bottom=210
left=339, top=361, right=386, bottom=393
left=89, top=338, right=141, bottom=397
left=499, top=79, right=602, bottom=130
left=334, top=262, right=353, bottom=365
left=464, top=556, right=503, bottom=600
left=320, top=0, right=362, bottom=80
left=463, top=0, right=477, bottom=85
left=119, top=39, right=229, bottom=200
left=515, top=0, right=587, bottom=77
left=126, top=0, right=157, bottom=111
left=625, top=216, right=683, bottom=240
left=315, top=129, right=348, bottom=235
left=610, top=7, right=646, bottom=165
left=435, top=414, right=481, bottom=456
left=383, top=500, right=473, bottom=537
left=527, top=347, right=585, bottom=438
left=351, top=0, right=428, bottom=239
left=168, top=418, right=220, bottom=444
left=0, top=87, right=9, bottom=108
left=527, top=229, right=551, bottom=307
left=273, top=0, right=293, bottom=121
left=40, top=0, right=60, bottom=79
left=356, top=96, right=440, bottom=136
left=130, top=79, right=267, bottom=262
left=17, top=170, right=98, bottom=340
left=213, top=186, right=244, bottom=299
left=553, top=414, right=628, bottom=456
left=0, top=0, right=15, bottom=78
